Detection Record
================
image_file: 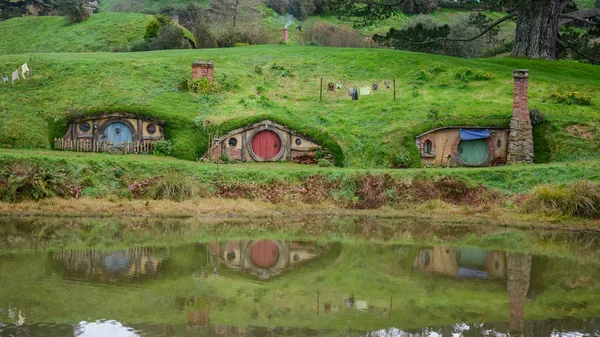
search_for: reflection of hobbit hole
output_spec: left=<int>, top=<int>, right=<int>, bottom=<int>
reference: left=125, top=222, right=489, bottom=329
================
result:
left=57, top=113, right=166, bottom=153
left=205, top=120, right=331, bottom=164
left=415, top=70, right=533, bottom=167
left=206, top=240, right=338, bottom=280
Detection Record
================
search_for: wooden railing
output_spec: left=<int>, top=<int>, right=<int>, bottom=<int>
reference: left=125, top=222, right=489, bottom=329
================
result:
left=54, top=138, right=156, bottom=154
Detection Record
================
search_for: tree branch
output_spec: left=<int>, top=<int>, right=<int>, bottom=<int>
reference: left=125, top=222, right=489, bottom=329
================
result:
left=447, top=11, right=517, bottom=42
left=559, top=8, right=600, bottom=26
left=384, top=11, right=517, bottom=47
left=557, top=38, right=600, bottom=65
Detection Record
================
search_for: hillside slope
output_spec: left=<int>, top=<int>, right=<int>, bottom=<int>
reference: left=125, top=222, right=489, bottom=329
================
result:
left=0, top=46, right=599, bottom=167
left=0, top=13, right=151, bottom=54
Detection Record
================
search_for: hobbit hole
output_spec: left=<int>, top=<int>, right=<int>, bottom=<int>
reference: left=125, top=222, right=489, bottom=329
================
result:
left=55, top=113, right=166, bottom=154
left=415, top=70, right=533, bottom=167
left=206, top=120, right=332, bottom=164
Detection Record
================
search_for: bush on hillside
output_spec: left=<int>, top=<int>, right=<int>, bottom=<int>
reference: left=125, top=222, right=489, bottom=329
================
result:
left=522, top=181, right=600, bottom=218
left=153, top=140, right=173, bottom=156
left=151, top=24, right=187, bottom=50
left=301, top=21, right=368, bottom=47
left=529, top=108, right=547, bottom=125
left=146, top=171, right=201, bottom=201
left=52, top=0, right=91, bottom=23
left=144, top=17, right=162, bottom=39
left=0, top=161, right=76, bottom=202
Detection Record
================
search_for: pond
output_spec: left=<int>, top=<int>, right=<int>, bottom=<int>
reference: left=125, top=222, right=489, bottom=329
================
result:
left=0, top=217, right=600, bottom=336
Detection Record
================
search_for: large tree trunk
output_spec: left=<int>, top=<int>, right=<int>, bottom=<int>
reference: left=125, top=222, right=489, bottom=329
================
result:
left=512, top=0, right=568, bottom=60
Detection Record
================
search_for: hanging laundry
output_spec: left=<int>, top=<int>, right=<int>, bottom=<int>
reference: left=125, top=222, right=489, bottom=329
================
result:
left=352, top=88, right=358, bottom=100
left=11, top=70, right=19, bottom=85
left=21, top=63, right=30, bottom=80
left=360, top=86, right=371, bottom=95
left=336, top=81, right=342, bottom=89
left=1, top=75, right=8, bottom=83
left=384, top=81, right=391, bottom=89
left=327, top=82, right=335, bottom=92
left=347, top=88, right=354, bottom=96
left=372, top=83, right=378, bottom=90
left=16, top=310, right=25, bottom=326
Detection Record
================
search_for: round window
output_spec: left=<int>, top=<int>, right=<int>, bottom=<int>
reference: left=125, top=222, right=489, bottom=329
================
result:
left=146, top=124, right=157, bottom=135
left=79, top=122, right=91, bottom=133
left=228, top=138, right=238, bottom=147
left=295, top=138, right=302, bottom=146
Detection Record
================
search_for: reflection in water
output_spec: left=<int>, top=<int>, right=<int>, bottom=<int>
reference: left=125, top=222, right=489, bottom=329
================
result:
left=414, top=247, right=507, bottom=280
left=414, top=247, right=534, bottom=336
left=52, top=247, right=168, bottom=282
left=2, top=232, right=600, bottom=337
left=75, top=320, right=140, bottom=337
left=207, top=240, right=334, bottom=279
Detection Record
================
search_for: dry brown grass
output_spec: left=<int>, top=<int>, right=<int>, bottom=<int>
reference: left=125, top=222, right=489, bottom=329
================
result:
left=1, top=197, right=598, bottom=230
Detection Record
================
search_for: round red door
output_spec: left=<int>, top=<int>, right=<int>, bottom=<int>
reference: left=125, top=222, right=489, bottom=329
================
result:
left=250, top=241, right=280, bottom=268
left=251, top=130, right=281, bottom=160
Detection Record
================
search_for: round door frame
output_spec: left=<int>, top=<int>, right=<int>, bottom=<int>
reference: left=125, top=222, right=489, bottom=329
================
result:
left=96, top=118, right=138, bottom=142
left=452, top=136, right=494, bottom=167
left=244, top=240, right=285, bottom=272
left=247, top=127, right=286, bottom=162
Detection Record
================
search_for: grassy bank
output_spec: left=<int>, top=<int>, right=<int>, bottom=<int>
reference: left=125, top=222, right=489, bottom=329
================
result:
left=1, top=45, right=599, bottom=166
left=1, top=150, right=600, bottom=226
left=0, top=13, right=152, bottom=53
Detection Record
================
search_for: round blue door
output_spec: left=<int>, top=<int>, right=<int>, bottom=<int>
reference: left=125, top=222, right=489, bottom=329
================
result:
left=103, top=122, right=133, bottom=145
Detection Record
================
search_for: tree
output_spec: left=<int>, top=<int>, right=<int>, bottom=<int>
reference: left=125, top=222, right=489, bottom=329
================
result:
left=209, top=0, right=266, bottom=27
left=52, top=0, right=90, bottom=23
left=333, top=0, right=600, bottom=60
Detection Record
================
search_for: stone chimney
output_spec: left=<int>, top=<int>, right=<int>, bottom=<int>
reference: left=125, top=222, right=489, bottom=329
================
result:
left=282, top=27, right=289, bottom=43
left=192, top=59, right=214, bottom=83
left=507, top=69, right=533, bottom=164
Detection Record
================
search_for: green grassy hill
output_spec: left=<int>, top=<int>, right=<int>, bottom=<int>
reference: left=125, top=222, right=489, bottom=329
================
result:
left=0, top=12, right=151, bottom=53
left=0, top=45, right=599, bottom=167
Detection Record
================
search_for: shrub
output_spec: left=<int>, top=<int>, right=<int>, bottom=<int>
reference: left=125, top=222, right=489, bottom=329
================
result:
left=193, top=21, right=218, bottom=49
left=151, top=24, right=187, bottom=50
left=153, top=140, right=173, bottom=156
left=301, top=21, right=368, bottom=48
left=181, top=78, right=220, bottom=94
left=522, top=181, right=600, bottom=218
left=529, top=107, right=547, bottom=126
left=144, top=17, right=162, bottom=40
left=393, top=151, right=412, bottom=168
left=317, top=158, right=333, bottom=167
left=550, top=91, right=592, bottom=105
left=0, top=161, right=73, bottom=202
left=146, top=171, right=198, bottom=201
left=52, top=0, right=90, bottom=23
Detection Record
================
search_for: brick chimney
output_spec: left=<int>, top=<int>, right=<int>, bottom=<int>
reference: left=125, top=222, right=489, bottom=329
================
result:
left=507, top=69, right=533, bottom=164
left=192, top=59, right=214, bottom=83
left=282, top=27, right=289, bottom=43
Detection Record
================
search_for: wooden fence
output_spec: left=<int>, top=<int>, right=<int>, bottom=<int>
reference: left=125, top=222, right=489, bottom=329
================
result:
left=54, top=138, right=156, bottom=154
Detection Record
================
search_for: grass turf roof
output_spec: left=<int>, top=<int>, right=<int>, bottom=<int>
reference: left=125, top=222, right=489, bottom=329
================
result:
left=0, top=45, right=598, bottom=167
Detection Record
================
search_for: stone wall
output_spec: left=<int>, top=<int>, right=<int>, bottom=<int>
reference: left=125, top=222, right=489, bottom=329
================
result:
left=507, top=70, right=534, bottom=164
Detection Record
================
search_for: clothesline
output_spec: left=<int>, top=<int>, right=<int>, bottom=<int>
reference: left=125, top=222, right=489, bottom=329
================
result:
left=320, top=78, right=397, bottom=101
left=2, top=63, right=30, bottom=86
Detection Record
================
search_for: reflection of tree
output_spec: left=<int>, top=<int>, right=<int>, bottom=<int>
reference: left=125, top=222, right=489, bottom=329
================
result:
left=507, top=253, right=532, bottom=336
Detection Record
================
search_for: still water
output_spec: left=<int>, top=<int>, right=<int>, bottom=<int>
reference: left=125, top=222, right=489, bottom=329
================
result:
left=1, top=217, right=600, bottom=336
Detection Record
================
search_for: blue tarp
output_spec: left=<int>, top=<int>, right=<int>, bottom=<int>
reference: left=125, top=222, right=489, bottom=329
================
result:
left=460, top=129, right=490, bottom=140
